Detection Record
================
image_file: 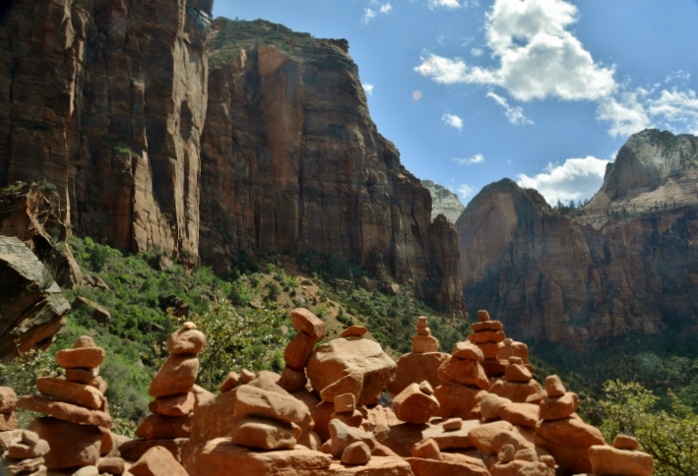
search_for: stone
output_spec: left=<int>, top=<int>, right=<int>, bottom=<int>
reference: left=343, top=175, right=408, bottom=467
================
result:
left=119, top=438, right=189, bottom=464
left=17, top=396, right=112, bottom=428
left=99, top=456, right=125, bottom=475
left=497, top=402, right=540, bottom=428
left=545, top=375, right=566, bottom=398
left=5, top=432, right=49, bottom=459
left=328, top=419, right=376, bottom=459
left=28, top=417, right=102, bottom=469
left=234, top=384, right=310, bottom=424
left=341, top=441, right=371, bottom=465
left=471, top=321, right=504, bottom=332
left=374, top=423, right=427, bottom=457
left=278, top=365, right=307, bottom=393
left=311, top=401, right=337, bottom=441
left=284, top=331, right=317, bottom=370
left=613, top=433, right=639, bottom=450
left=240, top=369, right=256, bottom=384
left=421, top=419, right=480, bottom=450
left=149, top=392, right=195, bottom=417
left=134, top=414, right=192, bottom=439
left=0, top=411, right=18, bottom=431
left=72, top=466, right=99, bottom=476
left=55, top=347, right=105, bottom=369
left=539, top=392, right=579, bottom=420
left=442, top=418, right=463, bottom=431
left=166, top=325, right=206, bottom=355
left=1, top=456, right=45, bottom=475
left=387, top=352, right=449, bottom=398
left=130, top=446, right=189, bottom=476
left=504, top=364, right=533, bottom=383
left=477, top=343, right=502, bottom=360
left=392, top=383, right=440, bottom=425
left=290, top=308, right=327, bottom=340
left=433, top=383, right=486, bottom=419
left=148, top=354, right=199, bottom=398
left=477, top=310, right=491, bottom=321
left=0, top=386, right=18, bottom=413
left=480, top=393, right=512, bottom=421
left=411, top=438, right=442, bottom=460
left=36, top=377, right=104, bottom=410
left=419, top=380, right=434, bottom=396
left=437, top=357, right=489, bottom=390
left=65, top=367, right=100, bottom=385
left=489, top=379, right=543, bottom=403
left=416, top=326, right=431, bottom=336
left=219, top=371, right=240, bottom=392
left=451, top=342, right=484, bottom=362
left=490, top=430, right=534, bottom=454
left=307, top=337, right=396, bottom=406
left=341, top=326, right=367, bottom=338
left=468, top=330, right=506, bottom=344
left=497, top=340, right=529, bottom=364
left=588, top=444, right=654, bottom=476
left=232, top=417, right=297, bottom=451
left=524, top=390, right=547, bottom=405
left=412, top=335, right=440, bottom=353
left=406, top=457, right=491, bottom=476
left=534, top=416, right=606, bottom=474
left=467, top=420, right=514, bottom=455
left=334, top=393, right=356, bottom=413
left=331, top=409, right=363, bottom=428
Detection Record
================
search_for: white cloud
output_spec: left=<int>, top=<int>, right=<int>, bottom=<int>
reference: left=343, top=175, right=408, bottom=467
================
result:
left=363, top=83, right=375, bottom=96
left=665, top=70, right=690, bottom=85
left=487, top=91, right=533, bottom=125
left=442, top=113, right=464, bottom=130
left=453, top=154, right=485, bottom=165
left=647, top=89, right=698, bottom=135
left=457, top=183, right=475, bottom=200
left=414, top=0, right=617, bottom=102
left=362, top=1, right=392, bottom=24
left=596, top=91, right=651, bottom=138
left=470, top=47, right=483, bottom=57
left=429, top=0, right=461, bottom=10
left=516, top=156, right=610, bottom=205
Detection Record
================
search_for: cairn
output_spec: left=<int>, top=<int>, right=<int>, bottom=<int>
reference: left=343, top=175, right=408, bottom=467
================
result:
left=433, top=341, right=489, bottom=419
left=16, top=336, right=112, bottom=471
left=121, top=322, right=205, bottom=463
left=0, top=429, right=50, bottom=476
left=0, top=387, right=18, bottom=432
left=469, top=310, right=507, bottom=378
left=278, top=308, right=326, bottom=393
left=489, top=356, right=542, bottom=403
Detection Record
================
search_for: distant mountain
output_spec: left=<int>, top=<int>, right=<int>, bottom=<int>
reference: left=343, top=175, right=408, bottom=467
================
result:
left=422, top=180, right=465, bottom=224
left=457, top=129, right=698, bottom=346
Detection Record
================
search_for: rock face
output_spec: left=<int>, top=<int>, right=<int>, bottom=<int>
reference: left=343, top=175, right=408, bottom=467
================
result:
left=0, top=236, right=70, bottom=358
left=458, top=129, right=698, bottom=345
left=422, top=180, right=464, bottom=224
left=199, top=19, right=464, bottom=312
left=0, top=0, right=213, bottom=262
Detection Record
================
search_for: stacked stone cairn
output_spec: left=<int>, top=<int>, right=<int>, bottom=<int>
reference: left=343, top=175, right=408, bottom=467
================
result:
left=412, top=316, right=439, bottom=353
left=0, top=428, right=50, bottom=476
left=432, top=341, right=489, bottom=419
left=0, top=387, right=18, bottom=431
left=469, top=310, right=508, bottom=377
left=278, top=308, right=326, bottom=393
left=16, top=336, right=112, bottom=472
left=121, top=322, right=205, bottom=463
left=489, top=356, right=542, bottom=403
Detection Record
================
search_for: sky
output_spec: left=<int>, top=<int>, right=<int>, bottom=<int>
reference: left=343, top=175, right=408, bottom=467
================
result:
left=213, top=0, right=698, bottom=207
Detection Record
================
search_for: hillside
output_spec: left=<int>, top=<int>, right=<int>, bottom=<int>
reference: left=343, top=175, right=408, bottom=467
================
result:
left=421, top=180, right=465, bottom=224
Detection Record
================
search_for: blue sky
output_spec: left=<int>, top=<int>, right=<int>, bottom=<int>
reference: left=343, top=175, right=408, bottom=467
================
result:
left=213, top=0, right=698, bottom=206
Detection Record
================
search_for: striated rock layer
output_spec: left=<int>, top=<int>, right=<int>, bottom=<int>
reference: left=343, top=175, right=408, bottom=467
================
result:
left=458, top=129, right=698, bottom=345
left=199, top=19, right=464, bottom=312
left=422, top=180, right=464, bottom=224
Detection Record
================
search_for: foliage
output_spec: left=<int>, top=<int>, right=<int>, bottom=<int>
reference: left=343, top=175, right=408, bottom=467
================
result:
left=599, top=380, right=698, bottom=476
left=177, top=300, right=288, bottom=390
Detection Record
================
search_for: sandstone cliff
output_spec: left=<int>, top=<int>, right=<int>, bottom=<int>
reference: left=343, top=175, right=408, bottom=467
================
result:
left=422, top=180, right=465, bottom=224
left=199, top=19, right=464, bottom=312
left=457, top=130, right=698, bottom=345
left=0, top=0, right=213, bottom=263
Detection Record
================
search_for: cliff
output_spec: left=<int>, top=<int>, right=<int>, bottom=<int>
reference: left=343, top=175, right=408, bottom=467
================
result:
left=457, top=130, right=698, bottom=345
left=199, top=19, right=464, bottom=312
left=422, top=180, right=465, bottom=224
left=0, top=0, right=213, bottom=263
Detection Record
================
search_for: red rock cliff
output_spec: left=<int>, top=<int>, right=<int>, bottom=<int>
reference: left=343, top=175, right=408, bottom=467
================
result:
left=200, top=19, right=464, bottom=312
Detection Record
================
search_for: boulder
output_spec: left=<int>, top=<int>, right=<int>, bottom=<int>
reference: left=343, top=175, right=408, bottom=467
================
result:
left=589, top=444, right=654, bottom=476
left=134, top=414, right=192, bottom=439
left=36, top=377, right=105, bottom=410
left=341, top=441, right=371, bottom=465
left=55, top=347, right=106, bottom=369
left=28, top=417, right=102, bottom=469
left=148, top=354, right=199, bottom=398
left=387, top=352, right=449, bottom=397
left=148, top=392, right=196, bottom=417
left=166, top=323, right=206, bottom=355
left=467, top=420, right=514, bottom=455
left=290, top=308, right=327, bottom=341
left=232, top=417, right=297, bottom=451
left=437, top=356, right=489, bottom=389
left=130, top=446, right=189, bottom=476
left=283, top=331, right=317, bottom=370
left=433, top=383, right=486, bottom=419
left=392, top=383, right=440, bottom=424
left=17, top=395, right=112, bottom=428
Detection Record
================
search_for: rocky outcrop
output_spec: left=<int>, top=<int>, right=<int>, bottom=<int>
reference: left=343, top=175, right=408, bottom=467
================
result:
left=0, top=0, right=213, bottom=262
left=199, top=19, right=464, bottom=312
left=0, top=235, right=71, bottom=358
left=458, top=130, right=698, bottom=345
left=422, top=180, right=464, bottom=224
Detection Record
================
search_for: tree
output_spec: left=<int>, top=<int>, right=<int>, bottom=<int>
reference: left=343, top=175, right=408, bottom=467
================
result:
left=599, top=380, right=698, bottom=476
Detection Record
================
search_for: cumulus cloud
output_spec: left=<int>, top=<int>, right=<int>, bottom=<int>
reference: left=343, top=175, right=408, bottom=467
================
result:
left=487, top=91, right=533, bottom=125
left=457, top=183, right=475, bottom=200
left=442, top=113, right=464, bottom=130
left=516, top=156, right=610, bottom=205
left=453, top=154, right=485, bottom=165
left=429, top=0, right=461, bottom=9
left=471, top=47, right=483, bottom=57
left=415, top=0, right=616, bottom=102
left=362, top=1, right=392, bottom=24
left=362, top=83, right=375, bottom=96
left=596, top=91, right=651, bottom=138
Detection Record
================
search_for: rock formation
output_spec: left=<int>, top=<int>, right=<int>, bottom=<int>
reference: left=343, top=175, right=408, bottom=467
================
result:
left=422, top=180, right=465, bottom=224
left=458, top=130, right=698, bottom=345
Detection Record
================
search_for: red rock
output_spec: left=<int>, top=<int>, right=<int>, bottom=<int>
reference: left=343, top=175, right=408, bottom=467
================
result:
left=130, top=446, right=189, bottom=476
left=497, top=402, right=540, bottom=428
left=421, top=419, right=480, bottom=450
left=311, top=401, right=336, bottom=441
left=524, top=389, right=547, bottom=404
left=539, top=392, right=579, bottom=420
left=328, top=419, right=376, bottom=458
left=374, top=423, right=427, bottom=457
left=240, top=369, right=255, bottom=384
left=4, top=430, right=49, bottom=459
left=489, top=379, right=542, bottom=403
left=331, top=409, right=363, bottom=428
left=490, top=430, right=534, bottom=454
left=232, top=417, right=297, bottom=451
left=393, top=383, right=440, bottom=424
left=534, top=417, right=606, bottom=474
left=0, top=411, right=18, bottom=431
left=278, top=365, right=307, bottom=393
left=1, top=457, right=45, bottom=475
left=235, top=383, right=311, bottom=426
left=28, top=417, right=102, bottom=469
left=433, top=383, right=486, bottom=419
left=471, top=321, right=504, bottom=332
left=149, top=392, right=195, bottom=417
left=469, top=330, right=506, bottom=344
left=119, top=438, right=189, bottom=463
left=219, top=371, right=240, bottom=392
left=477, top=343, right=502, bottom=360
left=412, top=335, right=440, bottom=353
left=65, top=367, right=100, bottom=385
left=497, top=340, right=529, bottom=364
left=480, top=393, right=512, bottom=421
left=411, top=438, right=442, bottom=460
left=284, top=331, right=316, bottom=370
left=148, top=354, right=199, bottom=398
left=451, top=342, right=484, bottom=362
left=442, top=418, right=463, bottom=431
left=437, top=357, right=489, bottom=389
left=290, top=308, right=326, bottom=340
left=334, top=393, right=356, bottom=413
left=544, top=375, right=566, bottom=398
left=0, top=386, right=18, bottom=413
left=341, top=326, right=367, bottom=338
left=406, top=457, right=491, bottom=476
left=134, top=414, right=192, bottom=439
left=92, top=376, right=108, bottom=394
left=36, top=377, right=104, bottom=410
left=98, top=456, right=125, bottom=475
left=387, top=352, right=449, bottom=397
left=613, top=433, right=639, bottom=450
left=166, top=324, right=206, bottom=355
left=589, top=444, right=654, bottom=476
left=341, top=441, right=371, bottom=465
left=477, top=310, right=491, bottom=321
left=55, top=347, right=105, bottom=369
left=307, top=336, right=396, bottom=406
left=17, top=395, right=112, bottom=428
left=504, top=363, right=532, bottom=383
left=468, top=420, right=513, bottom=455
